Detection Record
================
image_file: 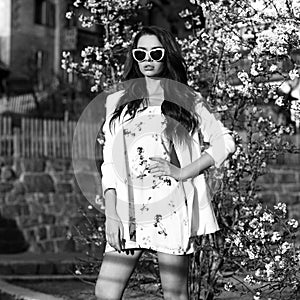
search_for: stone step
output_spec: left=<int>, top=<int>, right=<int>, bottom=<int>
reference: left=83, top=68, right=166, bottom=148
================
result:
left=0, top=279, right=64, bottom=300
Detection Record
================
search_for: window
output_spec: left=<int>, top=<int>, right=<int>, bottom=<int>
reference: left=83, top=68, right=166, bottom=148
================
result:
left=35, top=0, right=47, bottom=25
left=47, top=2, right=55, bottom=27
left=34, top=0, right=55, bottom=28
left=35, top=50, right=44, bottom=69
left=34, top=49, right=49, bottom=90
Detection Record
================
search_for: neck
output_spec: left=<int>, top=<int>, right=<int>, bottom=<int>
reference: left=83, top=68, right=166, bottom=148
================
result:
left=145, top=77, right=164, bottom=106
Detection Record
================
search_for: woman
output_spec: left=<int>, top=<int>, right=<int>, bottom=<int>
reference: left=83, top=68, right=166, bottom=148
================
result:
left=95, top=26, right=236, bottom=300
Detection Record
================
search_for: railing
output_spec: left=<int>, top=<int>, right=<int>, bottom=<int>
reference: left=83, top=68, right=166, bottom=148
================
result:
left=0, top=116, right=103, bottom=159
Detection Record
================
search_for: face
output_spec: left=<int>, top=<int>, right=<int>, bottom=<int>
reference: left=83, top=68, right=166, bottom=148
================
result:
left=134, top=34, right=165, bottom=77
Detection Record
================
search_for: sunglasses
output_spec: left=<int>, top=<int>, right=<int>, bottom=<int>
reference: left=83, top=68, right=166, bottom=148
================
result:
left=132, top=48, right=165, bottom=62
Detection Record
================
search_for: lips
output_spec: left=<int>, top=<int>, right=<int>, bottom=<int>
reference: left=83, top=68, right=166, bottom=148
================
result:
left=144, top=65, right=154, bottom=71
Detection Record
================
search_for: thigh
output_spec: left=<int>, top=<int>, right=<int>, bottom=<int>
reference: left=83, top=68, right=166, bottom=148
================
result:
left=95, top=249, right=143, bottom=300
left=157, top=252, right=190, bottom=300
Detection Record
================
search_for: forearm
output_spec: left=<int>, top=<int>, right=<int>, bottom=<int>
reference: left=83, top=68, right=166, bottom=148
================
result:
left=179, top=152, right=214, bottom=181
left=104, top=189, right=118, bottom=218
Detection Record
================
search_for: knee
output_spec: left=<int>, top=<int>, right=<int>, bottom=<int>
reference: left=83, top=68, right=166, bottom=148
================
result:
left=95, top=279, right=119, bottom=300
left=94, top=280, right=103, bottom=300
left=95, top=287, right=113, bottom=300
left=163, top=291, right=188, bottom=300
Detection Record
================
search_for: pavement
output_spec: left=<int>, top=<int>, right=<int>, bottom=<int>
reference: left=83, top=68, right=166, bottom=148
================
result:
left=0, top=279, right=64, bottom=300
left=0, top=250, right=243, bottom=300
left=0, top=251, right=94, bottom=300
left=0, top=252, right=294, bottom=300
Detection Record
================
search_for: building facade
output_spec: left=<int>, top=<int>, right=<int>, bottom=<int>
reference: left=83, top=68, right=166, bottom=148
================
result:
left=0, top=0, right=102, bottom=95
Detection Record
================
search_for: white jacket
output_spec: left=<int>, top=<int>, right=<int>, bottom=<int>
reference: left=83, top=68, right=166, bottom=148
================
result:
left=100, top=90, right=236, bottom=240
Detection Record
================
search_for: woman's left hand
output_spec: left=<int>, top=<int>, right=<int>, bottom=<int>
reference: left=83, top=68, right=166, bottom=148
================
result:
left=149, top=157, right=182, bottom=181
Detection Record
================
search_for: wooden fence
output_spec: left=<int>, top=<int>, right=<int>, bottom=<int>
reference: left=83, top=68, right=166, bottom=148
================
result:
left=0, top=92, right=48, bottom=114
left=0, top=116, right=103, bottom=159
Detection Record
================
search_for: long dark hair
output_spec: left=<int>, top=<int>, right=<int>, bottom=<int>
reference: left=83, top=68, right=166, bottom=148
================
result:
left=109, top=26, right=200, bottom=145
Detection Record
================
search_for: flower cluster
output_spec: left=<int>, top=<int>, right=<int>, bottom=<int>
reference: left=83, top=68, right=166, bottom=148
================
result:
left=224, top=202, right=299, bottom=296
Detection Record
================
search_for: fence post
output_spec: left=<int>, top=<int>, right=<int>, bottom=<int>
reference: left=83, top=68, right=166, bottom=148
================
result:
left=13, top=127, right=21, bottom=158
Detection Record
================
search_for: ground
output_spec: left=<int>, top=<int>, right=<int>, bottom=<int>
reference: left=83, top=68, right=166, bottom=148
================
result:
left=7, top=279, right=163, bottom=300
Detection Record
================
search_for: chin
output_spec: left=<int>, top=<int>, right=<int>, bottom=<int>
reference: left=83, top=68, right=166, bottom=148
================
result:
left=143, top=71, right=159, bottom=77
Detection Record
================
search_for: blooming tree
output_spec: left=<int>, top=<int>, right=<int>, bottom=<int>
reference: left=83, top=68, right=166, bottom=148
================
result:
left=64, top=0, right=300, bottom=299
left=180, top=1, right=300, bottom=299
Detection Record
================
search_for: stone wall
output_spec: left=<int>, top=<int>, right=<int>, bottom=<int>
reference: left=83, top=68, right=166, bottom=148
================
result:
left=0, top=156, right=104, bottom=253
left=257, top=150, right=300, bottom=223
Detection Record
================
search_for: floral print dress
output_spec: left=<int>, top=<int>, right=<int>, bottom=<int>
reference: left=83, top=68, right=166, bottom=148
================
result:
left=101, top=92, right=235, bottom=255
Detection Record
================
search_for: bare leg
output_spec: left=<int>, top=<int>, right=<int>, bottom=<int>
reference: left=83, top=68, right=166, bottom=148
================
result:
left=157, top=252, right=190, bottom=300
left=95, top=249, right=143, bottom=300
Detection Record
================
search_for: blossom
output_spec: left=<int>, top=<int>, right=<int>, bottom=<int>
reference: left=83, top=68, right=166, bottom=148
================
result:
left=274, top=202, right=287, bottom=214
left=246, top=249, right=256, bottom=260
left=281, top=242, right=292, bottom=254
left=271, top=231, right=281, bottom=242
left=289, top=69, right=299, bottom=81
left=275, top=96, right=284, bottom=106
left=278, top=259, right=286, bottom=269
left=224, top=282, right=233, bottom=291
left=62, top=51, right=70, bottom=58
left=250, top=64, right=259, bottom=76
left=269, top=65, right=278, bottom=72
left=287, top=219, right=299, bottom=229
left=255, top=269, right=261, bottom=277
left=73, top=0, right=81, bottom=7
left=254, top=204, right=262, bottom=215
left=244, top=274, right=256, bottom=285
left=241, top=260, right=247, bottom=266
left=91, top=85, right=98, bottom=93
left=274, top=255, right=281, bottom=261
left=232, top=52, right=242, bottom=62
left=261, top=212, right=274, bottom=223
left=237, top=70, right=249, bottom=83
left=65, top=11, right=74, bottom=19
left=293, top=0, right=300, bottom=17
left=265, top=262, right=275, bottom=279
left=253, top=291, right=261, bottom=300
left=249, top=218, right=260, bottom=228
left=233, top=236, right=242, bottom=248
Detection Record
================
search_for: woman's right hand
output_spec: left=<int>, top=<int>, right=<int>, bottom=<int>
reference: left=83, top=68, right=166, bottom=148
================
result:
left=105, top=213, right=125, bottom=252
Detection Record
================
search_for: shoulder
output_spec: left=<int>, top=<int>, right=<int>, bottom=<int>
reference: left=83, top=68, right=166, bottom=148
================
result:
left=105, top=90, right=125, bottom=116
left=194, top=92, right=213, bottom=116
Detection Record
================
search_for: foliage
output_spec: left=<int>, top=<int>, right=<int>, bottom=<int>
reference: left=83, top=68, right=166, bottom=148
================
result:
left=64, top=0, right=300, bottom=299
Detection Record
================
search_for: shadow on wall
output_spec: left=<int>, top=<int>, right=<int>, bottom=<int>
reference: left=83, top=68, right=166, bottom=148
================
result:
left=0, top=215, right=29, bottom=254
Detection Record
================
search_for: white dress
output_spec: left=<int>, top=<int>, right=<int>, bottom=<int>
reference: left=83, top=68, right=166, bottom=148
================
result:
left=101, top=91, right=235, bottom=255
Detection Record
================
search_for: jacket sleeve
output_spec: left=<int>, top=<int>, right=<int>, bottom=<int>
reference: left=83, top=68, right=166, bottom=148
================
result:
left=196, top=101, right=236, bottom=168
left=100, top=114, right=117, bottom=196
left=99, top=91, right=124, bottom=196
